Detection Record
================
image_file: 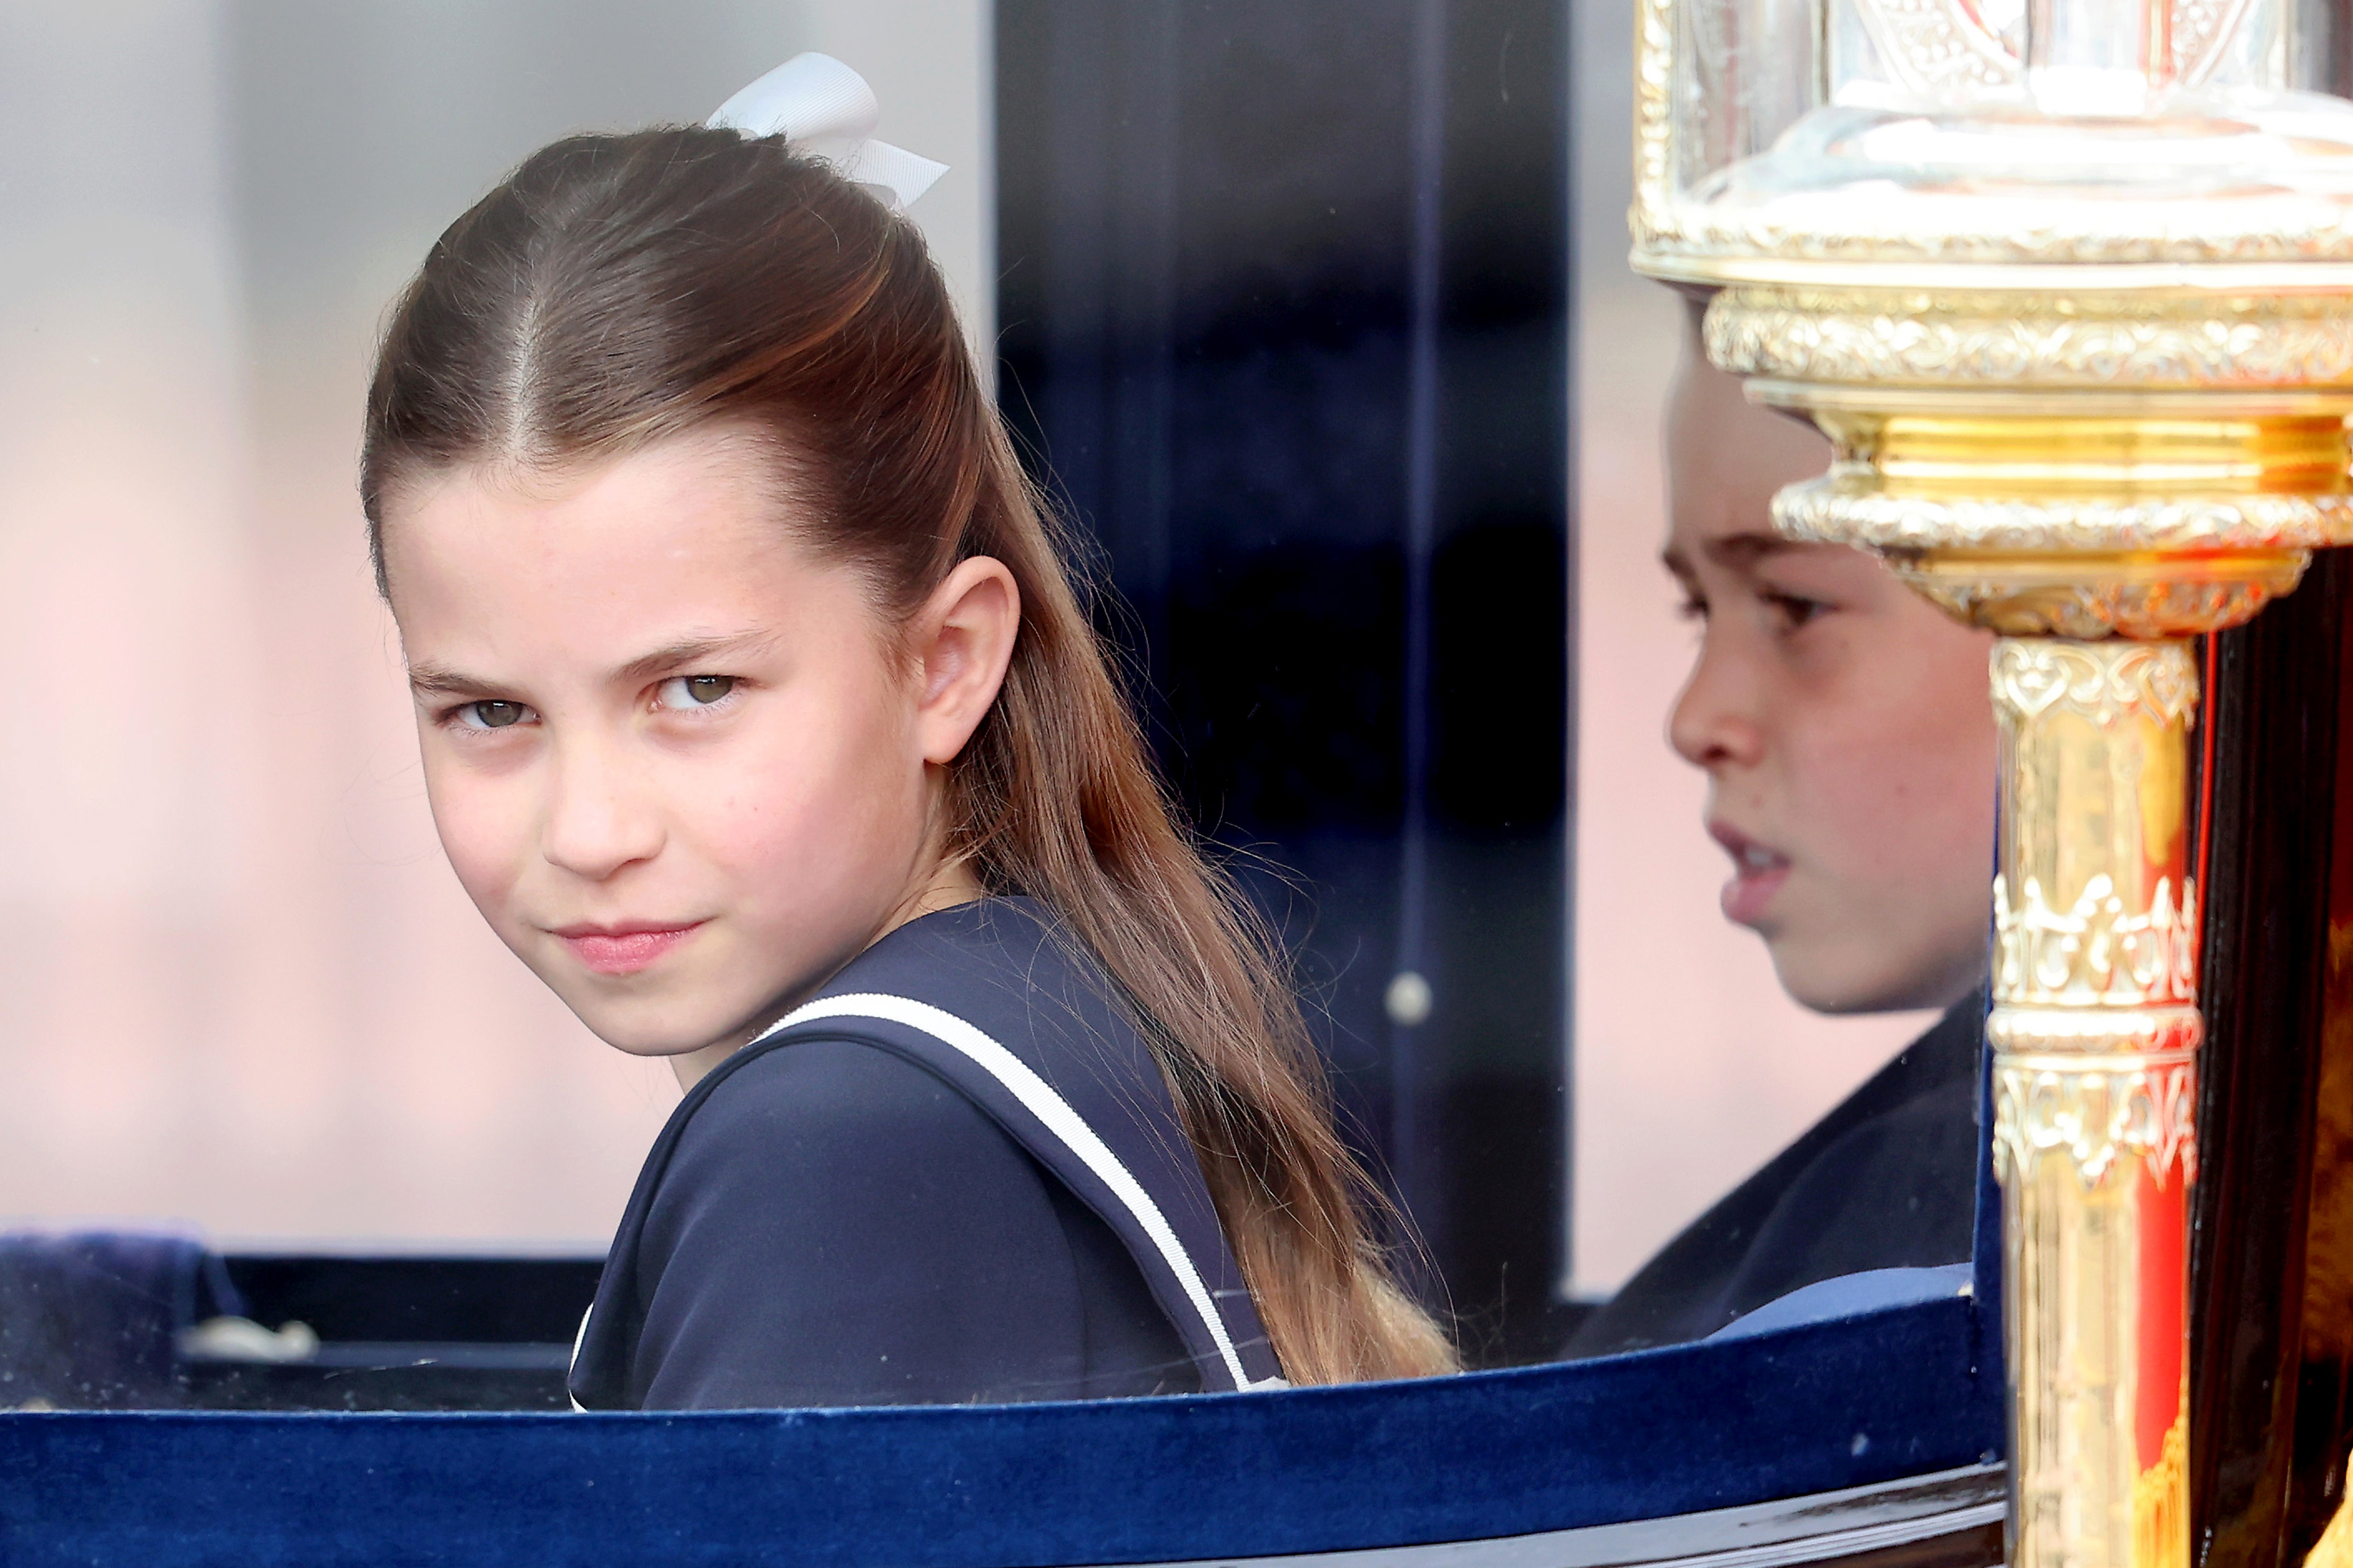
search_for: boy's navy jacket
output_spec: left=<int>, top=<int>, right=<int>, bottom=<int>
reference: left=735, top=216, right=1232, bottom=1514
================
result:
left=568, top=898, right=1285, bottom=1410
left=1565, top=991, right=1985, bottom=1357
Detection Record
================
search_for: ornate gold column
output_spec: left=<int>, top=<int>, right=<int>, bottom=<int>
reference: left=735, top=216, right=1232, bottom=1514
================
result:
left=1706, top=300, right=2353, bottom=1568
left=1629, top=2, right=2353, bottom=1566
left=1988, top=636, right=2199, bottom=1568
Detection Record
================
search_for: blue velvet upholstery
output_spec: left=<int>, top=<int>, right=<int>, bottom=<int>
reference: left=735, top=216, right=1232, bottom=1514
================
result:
left=1, top=1005, right=2008, bottom=1562
left=0, top=1293, right=2001, bottom=1567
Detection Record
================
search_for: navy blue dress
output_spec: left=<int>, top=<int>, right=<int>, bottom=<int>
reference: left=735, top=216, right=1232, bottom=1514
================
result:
left=568, top=898, right=1285, bottom=1410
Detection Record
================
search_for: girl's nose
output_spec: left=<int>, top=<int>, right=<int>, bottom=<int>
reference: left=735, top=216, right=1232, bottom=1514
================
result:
left=540, top=741, right=664, bottom=882
left=1668, top=633, right=1768, bottom=773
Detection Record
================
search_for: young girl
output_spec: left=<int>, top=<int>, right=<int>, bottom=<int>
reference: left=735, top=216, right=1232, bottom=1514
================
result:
left=360, top=120, right=1455, bottom=1407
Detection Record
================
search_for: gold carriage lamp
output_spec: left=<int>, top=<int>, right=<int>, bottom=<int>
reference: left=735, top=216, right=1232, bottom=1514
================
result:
left=1630, top=4, right=2353, bottom=1567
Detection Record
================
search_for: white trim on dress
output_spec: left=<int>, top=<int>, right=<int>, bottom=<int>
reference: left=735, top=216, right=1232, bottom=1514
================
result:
left=757, top=992, right=1285, bottom=1393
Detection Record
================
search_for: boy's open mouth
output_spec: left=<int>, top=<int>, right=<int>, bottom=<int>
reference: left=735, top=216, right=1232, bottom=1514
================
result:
left=1708, top=823, right=1791, bottom=927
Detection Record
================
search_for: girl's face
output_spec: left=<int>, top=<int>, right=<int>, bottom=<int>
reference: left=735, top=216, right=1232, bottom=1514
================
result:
left=379, top=429, right=1016, bottom=1080
left=1662, top=328, right=1996, bottom=1015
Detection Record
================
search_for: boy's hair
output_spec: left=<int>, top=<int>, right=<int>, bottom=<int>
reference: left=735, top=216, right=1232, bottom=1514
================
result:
left=361, top=128, right=1455, bottom=1383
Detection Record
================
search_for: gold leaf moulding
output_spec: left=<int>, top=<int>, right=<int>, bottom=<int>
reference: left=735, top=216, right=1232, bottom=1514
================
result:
left=1899, top=554, right=2303, bottom=638
left=1776, top=483, right=2353, bottom=555
left=1994, top=870, right=2201, bottom=1007
left=1914, top=579, right=2279, bottom=638
left=1641, top=202, right=2353, bottom=281
left=1988, top=638, right=2201, bottom=728
left=1710, top=288, right=2353, bottom=391
left=1993, top=1059, right=2201, bottom=1189
left=1987, top=1005, right=2205, bottom=1057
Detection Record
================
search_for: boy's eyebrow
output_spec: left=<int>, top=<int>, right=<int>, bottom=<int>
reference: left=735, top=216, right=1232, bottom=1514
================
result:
left=1702, top=531, right=1807, bottom=567
left=1661, top=531, right=1801, bottom=581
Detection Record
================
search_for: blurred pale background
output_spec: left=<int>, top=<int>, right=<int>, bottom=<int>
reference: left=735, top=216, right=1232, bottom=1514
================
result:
left=0, top=0, right=992, bottom=1247
left=1566, top=0, right=1931, bottom=1291
left=0, top=0, right=1927, bottom=1286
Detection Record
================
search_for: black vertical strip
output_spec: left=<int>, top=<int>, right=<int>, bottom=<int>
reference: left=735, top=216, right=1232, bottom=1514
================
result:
left=1419, top=0, right=1573, bottom=1364
left=2285, top=589, right=2353, bottom=1562
left=1391, top=0, right=1446, bottom=1217
left=2188, top=45, right=2353, bottom=1568
left=995, top=0, right=1182, bottom=673
left=2192, top=549, right=2351, bottom=1568
left=996, top=0, right=1572, bottom=1366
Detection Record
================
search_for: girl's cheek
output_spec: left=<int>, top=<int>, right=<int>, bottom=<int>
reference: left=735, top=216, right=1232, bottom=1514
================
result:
left=426, top=773, right=532, bottom=908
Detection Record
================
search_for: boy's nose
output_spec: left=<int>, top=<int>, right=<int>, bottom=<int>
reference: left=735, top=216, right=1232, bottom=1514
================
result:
left=1668, top=638, right=1767, bottom=772
left=540, top=742, right=664, bottom=881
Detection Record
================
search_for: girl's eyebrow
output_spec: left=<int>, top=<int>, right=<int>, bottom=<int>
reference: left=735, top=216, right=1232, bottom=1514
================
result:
left=405, top=632, right=777, bottom=700
left=611, top=630, right=779, bottom=683
left=408, top=662, right=486, bottom=699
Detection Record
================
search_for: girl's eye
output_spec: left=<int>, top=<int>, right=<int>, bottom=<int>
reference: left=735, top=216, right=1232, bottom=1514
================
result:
left=1675, top=592, right=1708, bottom=622
left=656, top=675, right=737, bottom=710
left=455, top=699, right=534, bottom=731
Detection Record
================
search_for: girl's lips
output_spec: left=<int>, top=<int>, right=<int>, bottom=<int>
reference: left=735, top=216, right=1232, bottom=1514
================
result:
left=1709, top=825, right=1791, bottom=928
left=552, top=922, right=705, bottom=976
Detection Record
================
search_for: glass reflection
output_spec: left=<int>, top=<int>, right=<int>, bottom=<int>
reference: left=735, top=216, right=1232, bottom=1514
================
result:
left=0, top=0, right=2001, bottom=1411
left=1564, top=293, right=1994, bottom=1356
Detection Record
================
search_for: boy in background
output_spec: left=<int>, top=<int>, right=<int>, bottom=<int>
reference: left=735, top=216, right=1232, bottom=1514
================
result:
left=1568, top=293, right=1998, bottom=1356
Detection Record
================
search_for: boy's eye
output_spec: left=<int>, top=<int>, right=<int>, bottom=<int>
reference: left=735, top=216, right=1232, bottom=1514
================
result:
left=456, top=699, right=533, bottom=730
left=1675, top=592, right=1708, bottom=622
left=1764, top=592, right=1829, bottom=630
left=656, top=675, right=736, bottom=710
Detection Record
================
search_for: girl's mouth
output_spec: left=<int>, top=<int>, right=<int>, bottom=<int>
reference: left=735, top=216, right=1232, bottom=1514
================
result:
left=1709, top=825, right=1791, bottom=927
left=549, top=921, right=706, bottom=976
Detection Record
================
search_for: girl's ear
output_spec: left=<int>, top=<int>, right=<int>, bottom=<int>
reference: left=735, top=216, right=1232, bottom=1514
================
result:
left=912, top=555, right=1021, bottom=766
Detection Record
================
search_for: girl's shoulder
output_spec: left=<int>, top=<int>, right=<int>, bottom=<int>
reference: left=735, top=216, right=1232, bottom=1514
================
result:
left=618, top=1033, right=1104, bottom=1407
left=589, top=896, right=1281, bottom=1399
left=746, top=897, right=1281, bottom=1392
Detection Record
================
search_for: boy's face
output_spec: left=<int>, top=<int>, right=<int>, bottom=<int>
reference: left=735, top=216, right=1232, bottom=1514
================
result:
left=1662, top=312, right=1997, bottom=1014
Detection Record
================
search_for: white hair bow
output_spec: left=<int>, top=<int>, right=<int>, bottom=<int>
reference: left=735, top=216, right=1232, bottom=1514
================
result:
left=708, top=53, right=949, bottom=212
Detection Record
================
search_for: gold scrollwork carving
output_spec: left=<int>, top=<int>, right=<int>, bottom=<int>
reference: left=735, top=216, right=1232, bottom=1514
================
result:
left=1645, top=189, right=2353, bottom=273
left=1902, top=572, right=2288, bottom=639
left=1629, top=0, right=1677, bottom=249
left=1993, top=1058, right=2200, bottom=1189
left=1711, top=287, right=2353, bottom=391
left=1862, top=552, right=2309, bottom=638
left=1995, top=872, right=2200, bottom=1006
left=1776, top=482, right=2353, bottom=556
left=1991, top=639, right=2199, bottom=729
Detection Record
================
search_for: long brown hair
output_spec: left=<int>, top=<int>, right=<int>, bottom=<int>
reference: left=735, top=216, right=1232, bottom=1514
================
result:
left=361, top=128, right=1455, bottom=1383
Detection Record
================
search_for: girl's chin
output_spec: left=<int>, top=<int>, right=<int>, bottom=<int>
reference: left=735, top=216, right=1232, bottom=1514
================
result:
left=548, top=987, right=732, bottom=1060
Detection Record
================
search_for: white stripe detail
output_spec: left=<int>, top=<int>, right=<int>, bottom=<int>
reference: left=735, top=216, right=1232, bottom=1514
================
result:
left=567, top=1304, right=592, bottom=1412
left=756, top=992, right=1282, bottom=1392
